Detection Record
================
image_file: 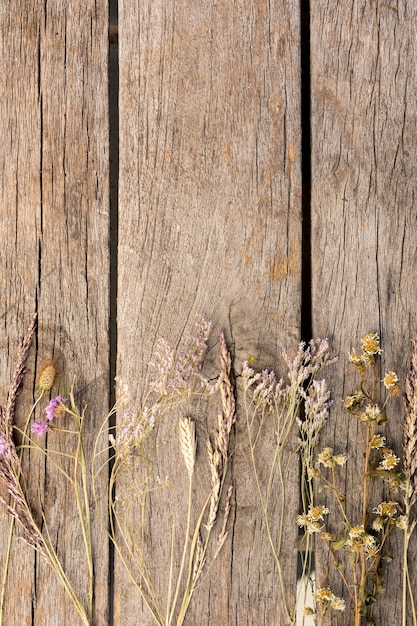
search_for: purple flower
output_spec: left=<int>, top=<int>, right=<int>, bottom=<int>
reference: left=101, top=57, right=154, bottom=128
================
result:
left=45, top=396, right=67, bottom=421
left=31, top=421, right=49, bottom=437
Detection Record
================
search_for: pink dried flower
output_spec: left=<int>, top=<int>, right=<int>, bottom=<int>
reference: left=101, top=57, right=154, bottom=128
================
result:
left=45, top=396, right=67, bottom=421
left=31, top=421, right=49, bottom=437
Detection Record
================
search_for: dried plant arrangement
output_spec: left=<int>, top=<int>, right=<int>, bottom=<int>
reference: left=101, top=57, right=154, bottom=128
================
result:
left=92, top=316, right=236, bottom=626
left=1, top=315, right=416, bottom=626
left=301, top=333, right=406, bottom=626
left=0, top=315, right=93, bottom=626
left=242, top=339, right=337, bottom=625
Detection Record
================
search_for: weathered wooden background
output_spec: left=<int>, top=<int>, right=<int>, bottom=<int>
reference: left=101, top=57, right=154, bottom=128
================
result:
left=0, top=1, right=416, bottom=624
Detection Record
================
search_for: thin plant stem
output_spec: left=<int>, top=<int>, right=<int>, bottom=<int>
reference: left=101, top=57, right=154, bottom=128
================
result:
left=167, top=476, right=193, bottom=626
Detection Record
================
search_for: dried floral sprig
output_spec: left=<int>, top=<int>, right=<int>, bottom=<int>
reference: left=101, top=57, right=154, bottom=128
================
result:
left=243, top=338, right=336, bottom=625
left=93, top=317, right=235, bottom=626
left=0, top=318, right=92, bottom=625
left=310, top=332, right=402, bottom=626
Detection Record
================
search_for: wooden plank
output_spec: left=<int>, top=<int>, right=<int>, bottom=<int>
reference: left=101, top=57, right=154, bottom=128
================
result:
left=311, top=3, right=417, bottom=624
left=118, top=1, right=302, bottom=624
left=0, top=2, right=109, bottom=624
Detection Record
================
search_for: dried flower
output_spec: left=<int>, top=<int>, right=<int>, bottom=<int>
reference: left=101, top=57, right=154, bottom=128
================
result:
left=148, top=314, right=216, bottom=397
left=313, top=587, right=345, bottom=611
left=317, top=447, right=347, bottom=468
left=115, top=377, right=131, bottom=407
left=298, top=504, right=329, bottom=533
left=361, top=333, right=382, bottom=356
left=344, top=392, right=363, bottom=411
left=383, top=371, right=399, bottom=389
left=348, top=352, right=367, bottom=367
left=373, top=501, right=398, bottom=518
left=31, top=421, right=49, bottom=437
left=370, top=434, right=386, bottom=449
left=347, top=525, right=378, bottom=557
left=378, top=450, right=400, bottom=471
left=45, top=396, right=67, bottom=421
left=37, top=359, right=58, bottom=392
left=359, top=404, right=383, bottom=423
left=396, top=515, right=408, bottom=530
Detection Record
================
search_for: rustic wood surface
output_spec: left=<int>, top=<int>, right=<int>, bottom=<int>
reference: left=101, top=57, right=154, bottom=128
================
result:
left=2, top=1, right=417, bottom=624
left=118, top=1, right=301, bottom=624
left=0, top=2, right=109, bottom=625
left=311, top=2, right=417, bottom=624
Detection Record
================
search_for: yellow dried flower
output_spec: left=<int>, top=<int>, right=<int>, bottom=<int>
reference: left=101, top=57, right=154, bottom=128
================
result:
left=373, top=501, right=398, bottom=518
left=308, top=505, right=329, bottom=522
left=37, top=359, right=58, bottom=392
left=383, top=371, right=399, bottom=389
left=313, top=588, right=345, bottom=612
left=349, top=525, right=366, bottom=540
left=303, top=607, right=315, bottom=616
left=297, top=513, right=326, bottom=534
left=361, top=333, right=382, bottom=356
left=361, top=404, right=382, bottom=423
left=348, top=352, right=368, bottom=368
left=378, top=451, right=400, bottom=471
left=370, top=434, right=386, bottom=449
left=344, top=392, right=363, bottom=411
left=318, top=447, right=348, bottom=467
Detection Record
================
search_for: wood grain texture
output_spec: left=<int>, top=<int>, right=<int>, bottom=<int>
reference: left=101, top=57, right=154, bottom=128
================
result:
left=118, top=1, right=301, bottom=624
left=311, top=2, right=417, bottom=624
left=0, top=2, right=109, bottom=624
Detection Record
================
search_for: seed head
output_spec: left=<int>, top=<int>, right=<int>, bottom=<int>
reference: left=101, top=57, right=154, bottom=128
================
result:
left=37, top=360, right=58, bottom=392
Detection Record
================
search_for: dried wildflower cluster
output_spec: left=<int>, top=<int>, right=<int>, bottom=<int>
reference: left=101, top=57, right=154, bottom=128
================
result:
left=0, top=316, right=93, bottom=625
left=304, top=332, right=405, bottom=626
left=243, top=338, right=337, bottom=625
left=110, top=315, right=218, bottom=465
left=93, top=317, right=236, bottom=626
left=2, top=317, right=417, bottom=626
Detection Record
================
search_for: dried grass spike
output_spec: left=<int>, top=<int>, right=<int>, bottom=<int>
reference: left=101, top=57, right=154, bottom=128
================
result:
left=179, top=417, right=196, bottom=480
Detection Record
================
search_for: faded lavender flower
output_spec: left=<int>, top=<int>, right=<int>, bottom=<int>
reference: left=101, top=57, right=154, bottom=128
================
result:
left=298, top=379, right=332, bottom=456
left=31, top=421, right=49, bottom=437
left=148, top=314, right=217, bottom=397
left=285, top=338, right=338, bottom=390
left=112, top=315, right=217, bottom=460
left=45, top=396, right=67, bottom=421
